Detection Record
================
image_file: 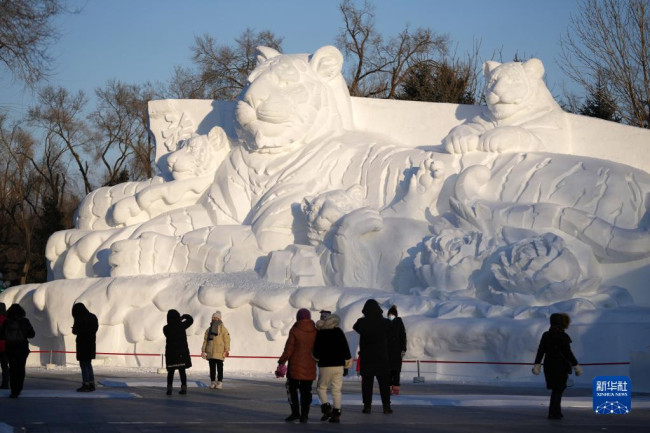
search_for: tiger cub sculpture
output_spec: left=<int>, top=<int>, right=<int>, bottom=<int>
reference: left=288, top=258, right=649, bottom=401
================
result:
left=443, top=58, right=569, bottom=154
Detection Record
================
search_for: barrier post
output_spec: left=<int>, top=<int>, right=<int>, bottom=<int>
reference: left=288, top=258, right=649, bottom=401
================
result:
left=45, top=350, right=56, bottom=370
left=413, top=359, right=425, bottom=383
left=157, top=353, right=166, bottom=375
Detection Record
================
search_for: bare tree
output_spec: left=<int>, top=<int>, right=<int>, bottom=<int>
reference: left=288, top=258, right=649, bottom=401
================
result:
left=28, top=86, right=94, bottom=194
left=0, top=0, right=70, bottom=87
left=560, top=0, right=650, bottom=128
left=336, top=0, right=449, bottom=98
left=0, top=114, right=43, bottom=283
left=91, top=80, right=156, bottom=183
left=171, top=29, right=284, bottom=100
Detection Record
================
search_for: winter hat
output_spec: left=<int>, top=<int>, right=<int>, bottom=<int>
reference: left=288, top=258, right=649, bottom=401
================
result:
left=319, top=310, right=331, bottom=320
left=213, top=310, right=222, bottom=319
left=388, top=305, right=398, bottom=317
left=296, top=308, right=311, bottom=320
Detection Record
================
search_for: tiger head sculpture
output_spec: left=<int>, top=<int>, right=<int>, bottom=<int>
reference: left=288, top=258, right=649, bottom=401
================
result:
left=235, top=45, right=353, bottom=154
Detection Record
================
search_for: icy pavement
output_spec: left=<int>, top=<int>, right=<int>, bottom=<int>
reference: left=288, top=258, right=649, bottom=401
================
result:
left=1, top=367, right=649, bottom=433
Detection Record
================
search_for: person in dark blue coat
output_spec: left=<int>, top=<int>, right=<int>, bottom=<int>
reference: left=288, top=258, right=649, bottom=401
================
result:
left=353, top=299, right=392, bottom=414
left=72, top=303, right=99, bottom=392
left=532, top=313, right=583, bottom=419
left=2, top=304, right=35, bottom=398
left=163, top=309, right=193, bottom=395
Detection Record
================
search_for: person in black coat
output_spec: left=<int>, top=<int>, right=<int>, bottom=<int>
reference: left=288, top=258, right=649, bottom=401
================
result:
left=313, top=313, right=351, bottom=423
left=72, top=303, right=99, bottom=392
left=2, top=304, right=35, bottom=398
left=532, top=312, right=583, bottom=419
left=387, top=305, right=407, bottom=395
left=353, top=299, right=393, bottom=414
left=163, top=309, right=193, bottom=395
left=0, top=302, right=8, bottom=389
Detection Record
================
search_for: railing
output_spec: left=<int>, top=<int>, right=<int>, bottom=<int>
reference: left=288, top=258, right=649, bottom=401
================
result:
left=30, top=350, right=630, bottom=369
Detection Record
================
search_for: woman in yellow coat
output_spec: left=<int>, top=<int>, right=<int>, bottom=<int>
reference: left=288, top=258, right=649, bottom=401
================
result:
left=201, top=311, right=231, bottom=389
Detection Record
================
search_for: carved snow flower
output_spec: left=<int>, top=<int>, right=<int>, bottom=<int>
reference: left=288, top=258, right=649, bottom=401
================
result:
left=480, top=233, right=582, bottom=307
left=414, top=228, right=493, bottom=294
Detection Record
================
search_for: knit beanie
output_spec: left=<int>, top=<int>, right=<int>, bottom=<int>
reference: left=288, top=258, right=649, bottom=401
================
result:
left=296, top=308, right=311, bottom=321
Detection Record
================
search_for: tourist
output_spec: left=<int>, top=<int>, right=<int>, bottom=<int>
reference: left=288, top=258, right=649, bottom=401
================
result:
left=163, top=309, right=193, bottom=395
left=201, top=310, right=230, bottom=389
left=2, top=304, right=35, bottom=398
left=532, top=312, right=583, bottom=419
left=277, top=308, right=317, bottom=423
left=387, top=305, right=407, bottom=395
left=353, top=299, right=392, bottom=414
left=313, top=313, right=351, bottom=423
left=0, top=302, right=8, bottom=389
left=72, top=303, right=99, bottom=392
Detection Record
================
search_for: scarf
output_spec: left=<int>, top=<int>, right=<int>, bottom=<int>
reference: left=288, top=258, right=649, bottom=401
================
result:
left=208, top=319, right=222, bottom=340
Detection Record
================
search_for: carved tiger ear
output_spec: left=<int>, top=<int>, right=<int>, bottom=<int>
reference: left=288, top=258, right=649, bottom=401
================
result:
left=522, top=58, right=545, bottom=80
left=483, top=60, right=501, bottom=77
left=256, top=46, right=281, bottom=64
left=310, top=45, right=344, bottom=81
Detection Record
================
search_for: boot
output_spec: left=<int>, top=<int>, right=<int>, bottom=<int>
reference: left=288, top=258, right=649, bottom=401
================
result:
left=88, top=381, right=96, bottom=392
left=209, top=381, right=217, bottom=389
left=285, top=404, right=300, bottom=422
left=166, top=384, right=172, bottom=395
left=77, top=382, right=91, bottom=392
left=320, top=403, right=332, bottom=421
left=179, top=384, right=187, bottom=395
left=362, top=404, right=371, bottom=414
left=383, top=404, right=393, bottom=414
left=216, top=381, right=223, bottom=389
left=300, top=402, right=310, bottom=423
left=329, top=408, right=341, bottom=423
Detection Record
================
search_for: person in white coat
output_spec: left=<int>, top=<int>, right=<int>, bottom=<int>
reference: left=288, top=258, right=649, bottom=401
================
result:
left=201, top=311, right=231, bottom=389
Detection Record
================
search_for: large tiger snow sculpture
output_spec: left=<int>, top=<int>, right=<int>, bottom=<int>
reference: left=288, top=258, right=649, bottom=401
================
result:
left=47, top=45, right=440, bottom=280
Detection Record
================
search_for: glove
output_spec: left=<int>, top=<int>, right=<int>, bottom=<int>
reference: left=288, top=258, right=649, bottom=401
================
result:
left=343, top=368, right=348, bottom=377
left=531, top=364, right=541, bottom=375
left=201, top=352, right=207, bottom=360
left=574, top=365, right=583, bottom=376
left=275, top=363, right=287, bottom=378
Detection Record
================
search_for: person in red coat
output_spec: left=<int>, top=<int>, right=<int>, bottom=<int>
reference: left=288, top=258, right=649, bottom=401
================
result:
left=278, top=308, right=317, bottom=423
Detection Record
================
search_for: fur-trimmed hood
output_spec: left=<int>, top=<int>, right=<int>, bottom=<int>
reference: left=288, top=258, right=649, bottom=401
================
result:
left=316, top=314, right=340, bottom=330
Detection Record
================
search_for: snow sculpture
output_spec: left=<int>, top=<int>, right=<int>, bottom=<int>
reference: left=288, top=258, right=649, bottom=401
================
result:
left=47, top=45, right=437, bottom=279
left=2, top=46, right=650, bottom=383
left=443, top=58, right=568, bottom=154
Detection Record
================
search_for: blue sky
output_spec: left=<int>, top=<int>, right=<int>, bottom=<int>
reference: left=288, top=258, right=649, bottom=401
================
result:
left=0, top=0, right=583, bottom=117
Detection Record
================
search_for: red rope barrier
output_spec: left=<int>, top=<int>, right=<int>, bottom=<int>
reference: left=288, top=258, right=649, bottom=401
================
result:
left=29, top=350, right=629, bottom=366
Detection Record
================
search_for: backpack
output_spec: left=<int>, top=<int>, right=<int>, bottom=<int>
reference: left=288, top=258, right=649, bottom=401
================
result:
left=4, top=320, right=24, bottom=343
